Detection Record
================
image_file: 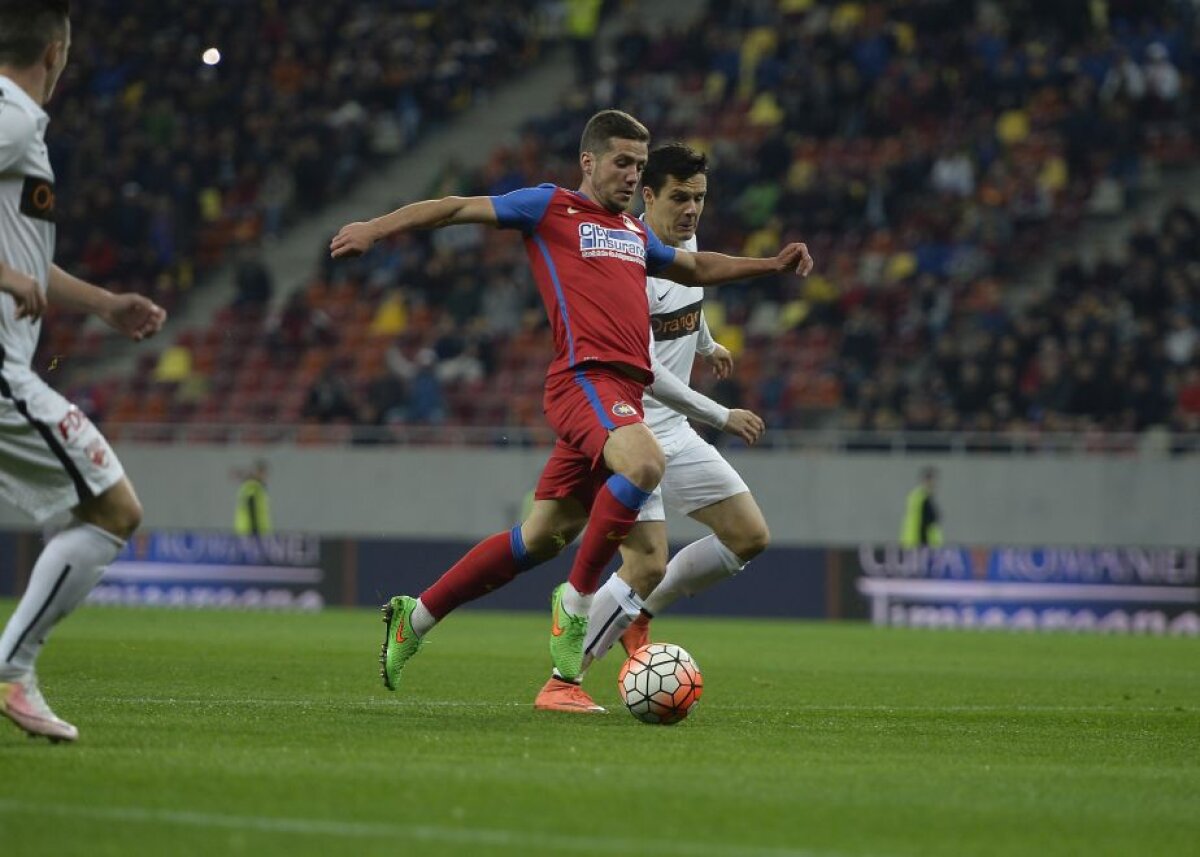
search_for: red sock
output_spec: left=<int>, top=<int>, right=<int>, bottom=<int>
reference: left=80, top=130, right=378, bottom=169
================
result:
left=567, top=474, right=651, bottom=596
left=420, top=526, right=536, bottom=619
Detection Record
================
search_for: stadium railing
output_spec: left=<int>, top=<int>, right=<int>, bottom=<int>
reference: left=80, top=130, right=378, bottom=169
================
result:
left=101, top=423, right=1200, bottom=456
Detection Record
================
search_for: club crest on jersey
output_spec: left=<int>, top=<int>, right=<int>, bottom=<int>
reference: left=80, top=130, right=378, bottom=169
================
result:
left=578, top=223, right=646, bottom=266
left=611, top=401, right=638, bottom=417
left=85, top=440, right=109, bottom=469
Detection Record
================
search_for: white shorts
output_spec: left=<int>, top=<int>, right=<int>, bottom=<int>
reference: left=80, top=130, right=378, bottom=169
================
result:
left=639, top=425, right=749, bottom=522
left=0, top=369, right=124, bottom=523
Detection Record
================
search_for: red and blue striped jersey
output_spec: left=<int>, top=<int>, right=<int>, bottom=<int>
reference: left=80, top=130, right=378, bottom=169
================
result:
left=491, top=184, right=676, bottom=383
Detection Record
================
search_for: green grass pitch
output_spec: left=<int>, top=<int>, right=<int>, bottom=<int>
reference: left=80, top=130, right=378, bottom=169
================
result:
left=0, top=602, right=1196, bottom=857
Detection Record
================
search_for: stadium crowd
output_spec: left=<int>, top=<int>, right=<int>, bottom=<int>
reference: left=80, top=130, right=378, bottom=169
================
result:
left=56, top=0, right=1200, bottom=443
left=36, top=0, right=557, bottom=367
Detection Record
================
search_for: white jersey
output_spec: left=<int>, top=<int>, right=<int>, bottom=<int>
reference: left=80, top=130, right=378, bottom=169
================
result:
left=0, top=78, right=123, bottom=523
left=643, top=234, right=716, bottom=435
left=0, top=75, right=55, bottom=375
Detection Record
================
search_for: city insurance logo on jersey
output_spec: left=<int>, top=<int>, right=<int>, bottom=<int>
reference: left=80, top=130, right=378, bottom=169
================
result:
left=578, top=218, right=646, bottom=266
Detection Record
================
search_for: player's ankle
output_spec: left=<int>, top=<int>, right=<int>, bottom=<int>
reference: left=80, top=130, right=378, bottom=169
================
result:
left=560, top=583, right=592, bottom=616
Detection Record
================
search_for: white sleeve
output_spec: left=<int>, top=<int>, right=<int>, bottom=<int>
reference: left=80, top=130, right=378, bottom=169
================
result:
left=695, top=311, right=716, bottom=356
left=0, top=103, right=35, bottom=173
left=648, top=353, right=729, bottom=428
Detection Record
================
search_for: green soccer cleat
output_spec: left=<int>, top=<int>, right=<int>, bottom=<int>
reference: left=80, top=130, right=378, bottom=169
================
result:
left=379, top=595, right=424, bottom=691
left=549, top=583, right=588, bottom=682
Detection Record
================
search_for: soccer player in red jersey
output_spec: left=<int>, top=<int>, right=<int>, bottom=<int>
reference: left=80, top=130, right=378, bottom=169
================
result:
left=330, top=110, right=812, bottom=705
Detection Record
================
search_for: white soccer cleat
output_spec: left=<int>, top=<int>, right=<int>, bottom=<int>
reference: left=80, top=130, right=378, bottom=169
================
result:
left=0, top=675, right=79, bottom=743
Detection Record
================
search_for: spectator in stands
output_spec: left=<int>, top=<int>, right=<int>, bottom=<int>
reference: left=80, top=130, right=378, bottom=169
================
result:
left=405, top=349, right=447, bottom=425
left=566, top=0, right=603, bottom=85
left=303, top=363, right=360, bottom=424
left=1143, top=43, right=1182, bottom=112
left=363, top=368, right=408, bottom=426
left=232, top=243, right=273, bottom=308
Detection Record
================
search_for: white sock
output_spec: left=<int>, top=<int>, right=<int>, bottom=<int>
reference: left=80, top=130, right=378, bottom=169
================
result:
left=582, top=573, right=644, bottom=666
left=560, top=582, right=592, bottom=617
left=410, top=599, right=436, bottom=638
left=0, top=523, right=124, bottom=680
left=642, top=534, right=745, bottom=616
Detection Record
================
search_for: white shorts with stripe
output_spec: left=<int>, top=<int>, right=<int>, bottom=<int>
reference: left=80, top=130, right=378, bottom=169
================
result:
left=638, top=424, right=749, bottom=522
left=0, top=367, right=124, bottom=523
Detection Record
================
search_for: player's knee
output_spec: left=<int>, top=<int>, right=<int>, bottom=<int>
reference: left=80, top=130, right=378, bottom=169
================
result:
left=523, top=527, right=569, bottom=561
left=620, top=452, right=664, bottom=492
left=743, top=524, right=770, bottom=560
left=107, top=494, right=143, bottom=540
left=637, top=562, right=667, bottom=593
left=93, top=489, right=143, bottom=540
left=727, top=521, right=770, bottom=562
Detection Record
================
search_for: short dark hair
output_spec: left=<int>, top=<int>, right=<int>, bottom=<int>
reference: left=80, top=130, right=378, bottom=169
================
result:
left=642, top=143, right=708, bottom=194
left=579, top=109, right=649, bottom=157
left=0, top=0, right=69, bottom=68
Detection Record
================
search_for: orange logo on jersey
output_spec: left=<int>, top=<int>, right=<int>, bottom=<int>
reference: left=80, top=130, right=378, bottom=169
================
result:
left=605, top=531, right=629, bottom=542
left=20, top=177, right=56, bottom=223
left=651, top=300, right=703, bottom=341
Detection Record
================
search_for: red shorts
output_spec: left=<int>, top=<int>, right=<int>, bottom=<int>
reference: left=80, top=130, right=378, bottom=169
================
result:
left=534, top=366, right=646, bottom=507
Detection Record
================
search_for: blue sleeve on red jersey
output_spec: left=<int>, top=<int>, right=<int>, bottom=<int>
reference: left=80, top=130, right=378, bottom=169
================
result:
left=644, top=227, right=677, bottom=274
left=490, top=184, right=556, bottom=232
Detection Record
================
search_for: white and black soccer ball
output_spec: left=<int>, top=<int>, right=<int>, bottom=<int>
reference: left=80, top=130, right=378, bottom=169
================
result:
left=617, top=642, right=703, bottom=725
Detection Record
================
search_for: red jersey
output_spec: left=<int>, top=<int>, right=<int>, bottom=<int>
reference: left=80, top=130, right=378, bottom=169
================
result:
left=491, top=184, right=676, bottom=383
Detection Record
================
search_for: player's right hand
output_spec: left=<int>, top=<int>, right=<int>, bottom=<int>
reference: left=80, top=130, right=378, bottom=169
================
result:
left=703, top=343, right=734, bottom=379
left=775, top=242, right=813, bottom=277
left=329, top=221, right=379, bottom=258
left=0, top=264, right=46, bottom=321
left=722, top=408, right=765, bottom=445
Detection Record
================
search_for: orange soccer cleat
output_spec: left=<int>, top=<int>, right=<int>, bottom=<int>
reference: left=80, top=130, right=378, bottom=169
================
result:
left=620, top=612, right=651, bottom=657
left=533, top=676, right=606, bottom=714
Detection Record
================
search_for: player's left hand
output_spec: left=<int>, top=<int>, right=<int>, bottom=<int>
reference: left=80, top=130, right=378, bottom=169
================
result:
left=104, top=293, right=167, bottom=342
left=722, top=408, right=765, bottom=445
left=0, top=265, right=46, bottom=321
left=703, top=344, right=734, bottom=379
left=330, top=221, right=379, bottom=258
left=775, top=242, right=813, bottom=277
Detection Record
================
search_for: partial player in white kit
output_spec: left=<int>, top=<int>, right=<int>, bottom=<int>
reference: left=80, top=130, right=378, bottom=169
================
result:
left=0, top=1, right=166, bottom=742
left=534, top=143, right=771, bottom=712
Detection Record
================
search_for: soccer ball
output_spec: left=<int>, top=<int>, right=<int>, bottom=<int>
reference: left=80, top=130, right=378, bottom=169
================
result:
left=617, top=642, right=703, bottom=725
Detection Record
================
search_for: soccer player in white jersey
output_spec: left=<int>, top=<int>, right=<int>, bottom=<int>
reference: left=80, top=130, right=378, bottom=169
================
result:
left=0, top=1, right=166, bottom=742
left=534, top=143, right=771, bottom=712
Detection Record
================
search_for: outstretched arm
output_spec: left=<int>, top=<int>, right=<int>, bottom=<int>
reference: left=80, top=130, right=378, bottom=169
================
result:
left=661, top=242, right=813, bottom=288
left=330, top=196, right=500, bottom=258
left=48, top=265, right=166, bottom=342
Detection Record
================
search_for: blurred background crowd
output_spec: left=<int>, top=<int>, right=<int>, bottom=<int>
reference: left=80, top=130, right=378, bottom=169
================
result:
left=42, top=0, right=1200, bottom=446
